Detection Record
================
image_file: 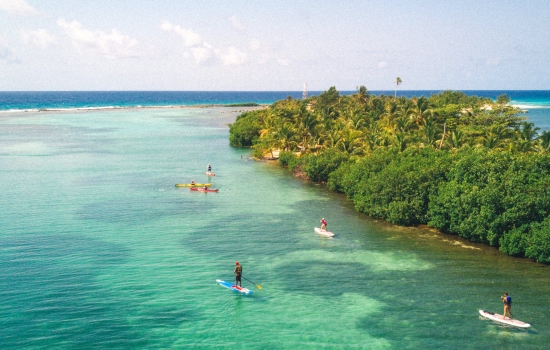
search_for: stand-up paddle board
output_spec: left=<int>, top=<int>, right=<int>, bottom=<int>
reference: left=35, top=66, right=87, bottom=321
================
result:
left=205, top=172, right=215, bottom=176
left=314, top=227, right=334, bottom=237
left=479, top=310, right=530, bottom=328
left=216, top=279, right=253, bottom=295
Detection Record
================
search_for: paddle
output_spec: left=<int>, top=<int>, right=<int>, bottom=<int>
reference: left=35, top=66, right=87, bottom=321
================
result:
left=242, top=276, right=262, bottom=290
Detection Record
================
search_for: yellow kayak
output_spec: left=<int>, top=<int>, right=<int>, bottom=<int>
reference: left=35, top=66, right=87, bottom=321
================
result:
left=175, top=183, right=212, bottom=187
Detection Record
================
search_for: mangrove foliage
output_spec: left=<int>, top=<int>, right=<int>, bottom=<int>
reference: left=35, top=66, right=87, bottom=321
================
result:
left=228, top=87, right=550, bottom=263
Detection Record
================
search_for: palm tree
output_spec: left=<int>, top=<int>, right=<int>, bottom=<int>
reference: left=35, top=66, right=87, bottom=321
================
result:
left=381, top=100, right=403, bottom=124
left=420, top=117, right=440, bottom=148
left=363, top=124, right=382, bottom=154
left=509, top=122, right=540, bottom=153
left=519, top=122, right=540, bottom=142
left=407, top=97, right=433, bottom=126
left=272, top=122, right=298, bottom=151
left=538, top=130, right=550, bottom=152
left=355, top=85, right=369, bottom=104
left=449, top=129, right=465, bottom=149
left=296, top=109, right=320, bottom=153
left=336, top=128, right=365, bottom=155
left=481, top=125, right=508, bottom=149
left=395, top=77, right=402, bottom=98
left=392, top=131, right=408, bottom=152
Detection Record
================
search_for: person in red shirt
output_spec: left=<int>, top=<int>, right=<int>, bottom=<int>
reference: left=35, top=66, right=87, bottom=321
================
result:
left=320, top=218, right=327, bottom=230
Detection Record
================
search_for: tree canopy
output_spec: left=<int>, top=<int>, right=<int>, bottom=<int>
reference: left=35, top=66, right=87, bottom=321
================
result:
left=229, top=87, right=550, bottom=263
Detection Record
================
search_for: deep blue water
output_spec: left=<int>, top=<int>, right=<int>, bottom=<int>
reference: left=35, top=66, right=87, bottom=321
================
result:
left=1, top=90, right=550, bottom=110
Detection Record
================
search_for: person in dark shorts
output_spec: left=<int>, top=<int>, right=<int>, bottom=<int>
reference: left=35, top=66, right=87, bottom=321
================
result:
left=207, top=164, right=212, bottom=172
left=501, top=292, right=513, bottom=319
left=234, top=262, right=242, bottom=287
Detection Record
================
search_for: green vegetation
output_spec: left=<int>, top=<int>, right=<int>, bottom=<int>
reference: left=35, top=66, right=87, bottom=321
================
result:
left=228, top=86, right=550, bottom=263
left=225, top=102, right=260, bottom=107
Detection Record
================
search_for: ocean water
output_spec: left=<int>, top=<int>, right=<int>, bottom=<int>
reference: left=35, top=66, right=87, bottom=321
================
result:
left=0, top=95, right=550, bottom=349
left=2, top=90, right=549, bottom=130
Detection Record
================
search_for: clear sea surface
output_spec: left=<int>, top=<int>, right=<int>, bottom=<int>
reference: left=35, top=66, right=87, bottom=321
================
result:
left=2, top=90, right=550, bottom=130
left=1, top=92, right=550, bottom=349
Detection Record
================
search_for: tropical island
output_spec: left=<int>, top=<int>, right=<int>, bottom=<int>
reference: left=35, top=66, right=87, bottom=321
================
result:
left=229, top=86, right=550, bottom=263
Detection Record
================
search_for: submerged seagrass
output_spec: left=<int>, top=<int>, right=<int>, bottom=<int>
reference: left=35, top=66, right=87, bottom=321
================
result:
left=2, top=93, right=550, bottom=348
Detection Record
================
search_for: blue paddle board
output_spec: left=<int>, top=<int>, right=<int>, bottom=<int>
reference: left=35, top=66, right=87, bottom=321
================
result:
left=216, top=279, right=253, bottom=295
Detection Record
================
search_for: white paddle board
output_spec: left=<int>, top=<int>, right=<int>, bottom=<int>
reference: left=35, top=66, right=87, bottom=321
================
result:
left=314, top=227, right=334, bottom=237
left=479, top=310, right=530, bottom=328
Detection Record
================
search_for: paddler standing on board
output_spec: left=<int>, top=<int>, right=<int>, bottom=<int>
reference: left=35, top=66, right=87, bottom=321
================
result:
left=234, top=262, right=242, bottom=287
left=320, top=218, right=327, bottom=231
left=501, top=292, right=513, bottom=319
left=207, top=164, right=212, bottom=172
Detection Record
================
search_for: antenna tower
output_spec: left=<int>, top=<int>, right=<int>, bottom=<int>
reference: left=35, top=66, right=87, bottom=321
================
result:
left=302, top=82, right=308, bottom=100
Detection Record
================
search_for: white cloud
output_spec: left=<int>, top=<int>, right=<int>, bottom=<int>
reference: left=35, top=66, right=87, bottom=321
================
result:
left=250, top=39, right=260, bottom=51
left=160, top=20, right=202, bottom=47
left=0, top=0, right=39, bottom=16
left=277, top=58, right=290, bottom=66
left=57, top=19, right=140, bottom=59
left=0, top=43, right=19, bottom=62
left=161, top=20, right=247, bottom=66
left=218, top=46, right=247, bottom=65
left=191, top=44, right=215, bottom=65
left=230, top=15, right=246, bottom=31
left=378, top=61, right=388, bottom=68
left=21, top=28, right=55, bottom=49
left=486, top=57, right=500, bottom=66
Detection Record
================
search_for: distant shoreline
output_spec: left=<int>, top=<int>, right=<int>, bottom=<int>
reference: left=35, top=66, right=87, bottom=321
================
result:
left=0, top=103, right=268, bottom=114
left=2, top=90, right=550, bottom=114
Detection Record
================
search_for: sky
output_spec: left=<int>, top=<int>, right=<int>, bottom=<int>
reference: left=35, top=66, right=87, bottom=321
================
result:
left=1, top=0, right=550, bottom=91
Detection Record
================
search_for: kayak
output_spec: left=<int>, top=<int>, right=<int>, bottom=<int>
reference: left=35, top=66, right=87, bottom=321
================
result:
left=479, top=310, right=531, bottom=328
left=216, top=279, right=253, bottom=295
left=205, top=172, right=215, bottom=176
left=190, top=187, right=219, bottom=192
left=314, top=227, right=334, bottom=237
left=175, top=183, right=212, bottom=187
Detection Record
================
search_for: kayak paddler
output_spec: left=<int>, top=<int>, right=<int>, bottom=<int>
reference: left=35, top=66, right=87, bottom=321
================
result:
left=234, top=262, right=242, bottom=287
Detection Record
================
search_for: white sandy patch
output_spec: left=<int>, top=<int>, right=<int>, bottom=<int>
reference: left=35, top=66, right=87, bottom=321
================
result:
left=271, top=249, right=433, bottom=272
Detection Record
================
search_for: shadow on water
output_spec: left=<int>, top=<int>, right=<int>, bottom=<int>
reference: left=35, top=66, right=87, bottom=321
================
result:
left=76, top=191, right=219, bottom=226
left=0, top=234, right=198, bottom=349
left=181, top=191, right=550, bottom=349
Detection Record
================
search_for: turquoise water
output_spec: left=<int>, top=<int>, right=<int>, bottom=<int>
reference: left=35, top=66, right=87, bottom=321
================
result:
left=1, top=107, right=550, bottom=349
